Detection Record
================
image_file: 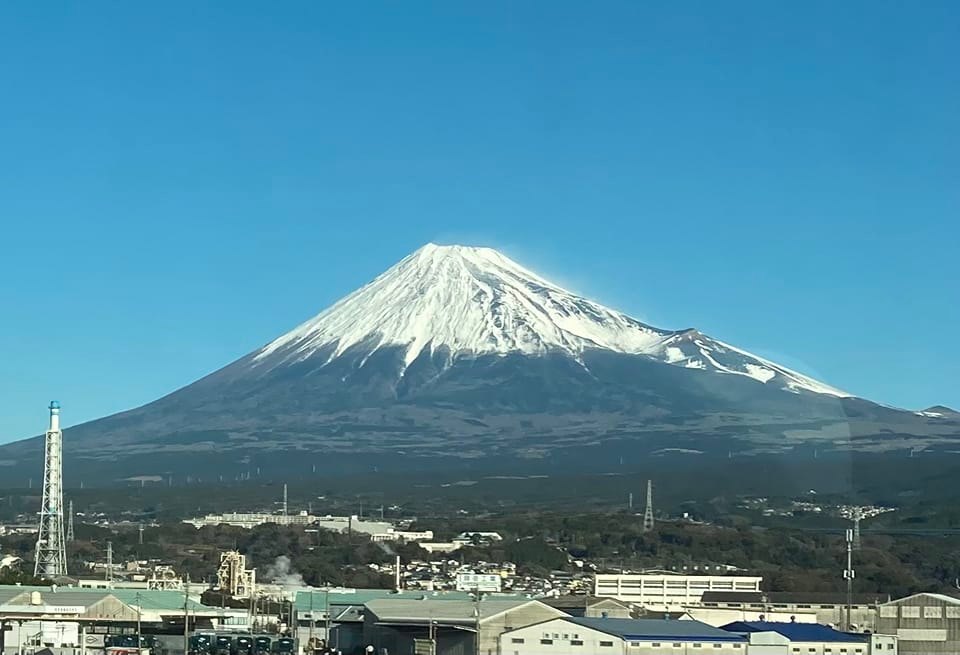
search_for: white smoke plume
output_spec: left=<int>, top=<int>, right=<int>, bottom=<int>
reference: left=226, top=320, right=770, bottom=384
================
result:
left=264, top=555, right=305, bottom=587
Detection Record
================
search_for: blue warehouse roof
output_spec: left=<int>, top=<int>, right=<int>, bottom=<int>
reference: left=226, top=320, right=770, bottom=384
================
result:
left=569, top=618, right=747, bottom=642
left=722, top=622, right=867, bottom=643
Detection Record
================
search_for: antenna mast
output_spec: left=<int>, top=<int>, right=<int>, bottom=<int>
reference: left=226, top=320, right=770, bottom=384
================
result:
left=843, top=528, right=855, bottom=630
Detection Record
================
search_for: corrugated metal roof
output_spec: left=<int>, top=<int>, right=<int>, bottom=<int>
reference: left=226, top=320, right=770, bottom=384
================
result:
left=365, top=598, right=532, bottom=623
left=295, top=589, right=405, bottom=610
left=110, top=589, right=206, bottom=612
left=0, top=589, right=29, bottom=605
left=543, top=596, right=630, bottom=609
left=702, top=591, right=887, bottom=605
left=721, top=622, right=867, bottom=643
left=882, top=592, right=960, bottom=606
left=294, top=589, right=530, bottom=611
left=0, top=586, right=206, bottom=612
left=570, top=618, right=746, bottom=641
left=0, top=590, right=114, bottom=609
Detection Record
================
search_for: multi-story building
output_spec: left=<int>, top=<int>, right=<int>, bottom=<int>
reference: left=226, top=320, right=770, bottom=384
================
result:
left=370, top=528, right=434, bottom=542
left=594, top=574, right=763, bottom=609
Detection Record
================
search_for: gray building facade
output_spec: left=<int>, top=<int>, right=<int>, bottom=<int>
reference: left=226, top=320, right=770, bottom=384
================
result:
left=875, top=592, right=960, bottom=655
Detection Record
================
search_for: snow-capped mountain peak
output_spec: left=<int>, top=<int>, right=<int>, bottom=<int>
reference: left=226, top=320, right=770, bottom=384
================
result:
left=255, top=243, right=669, bottom=364
left=252, top=243, right=849, bottom=397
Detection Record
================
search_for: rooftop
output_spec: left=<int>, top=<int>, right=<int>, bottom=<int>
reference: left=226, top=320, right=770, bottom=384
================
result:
left=569, top=617, right=746, bottom=642
left=721, top=622, right=867, bottom=643
left=542, top=596, right=631, bottom=609
left=294, top=589, right=532, bottom=611
left=881, top=592, right=960, bottom=606
left=365, top=598, right=540, bottom=623
left=701, top=591, right=889, bottom=605
left=0, top=585, right=209, bottom=613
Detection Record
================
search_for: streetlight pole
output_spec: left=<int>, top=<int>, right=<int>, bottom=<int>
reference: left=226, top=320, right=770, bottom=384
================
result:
left=183, top=574, right=191, bottom=655
left=308, top=592, right=314, bottom=653
left=325, top=589, right=331, bottom=650
left=473, top=587, right=481, bottom=655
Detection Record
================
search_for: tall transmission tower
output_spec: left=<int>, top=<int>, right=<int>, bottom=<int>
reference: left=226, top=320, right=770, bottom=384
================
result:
left=852, top=508, right=863, bottom=551
left=283, top=483, right=288, bottom=516
left=106, top=541, right=114, bottom=583
left=34, top=401, right=68, bottom=577
left=643, top=479, right=655, bottom=533
left=66, top=500, right=75, bottom=542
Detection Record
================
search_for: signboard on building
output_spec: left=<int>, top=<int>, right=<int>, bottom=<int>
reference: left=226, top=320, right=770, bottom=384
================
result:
left=455, top=573, right=501, bottom=592
left=3, top=605, right=86, bottom=614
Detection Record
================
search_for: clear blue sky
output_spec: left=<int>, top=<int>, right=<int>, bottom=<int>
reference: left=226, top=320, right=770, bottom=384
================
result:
left=1, top=2, right=957, bottom=442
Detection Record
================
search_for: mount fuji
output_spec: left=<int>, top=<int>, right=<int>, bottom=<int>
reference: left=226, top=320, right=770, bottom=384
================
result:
left=252, top=244, right=844, bottom=397
left=1, top=244, right=957, bottom=482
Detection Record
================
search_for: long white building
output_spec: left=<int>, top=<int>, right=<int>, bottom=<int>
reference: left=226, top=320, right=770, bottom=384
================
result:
left=594, top=573, right=763, bottom=609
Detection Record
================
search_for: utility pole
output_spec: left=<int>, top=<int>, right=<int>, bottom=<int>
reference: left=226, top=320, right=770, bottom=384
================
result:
left=106, top=541, right=113, bottom=583
left=308, top=591, right=314, bottom=651
left=183, top=574, right=191, bottom=655
left=136, top=592, right=142, bottom=651
left=34, top=401, right=68, bottom=577
left=474, top=587, right=481, bottom=655
left=843, top=528, right=855, bottom=631
left=325, top=588, right=331, bottom=649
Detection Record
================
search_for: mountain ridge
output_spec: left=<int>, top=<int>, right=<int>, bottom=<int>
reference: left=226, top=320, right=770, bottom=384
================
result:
left=0, top=243, right=957, bottom=483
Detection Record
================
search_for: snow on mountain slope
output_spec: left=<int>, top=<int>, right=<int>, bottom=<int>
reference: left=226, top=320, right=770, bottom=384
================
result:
left=252, top=243, right=849, bottom=397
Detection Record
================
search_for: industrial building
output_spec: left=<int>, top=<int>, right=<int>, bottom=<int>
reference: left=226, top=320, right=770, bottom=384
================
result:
left=700, top=592, right=888, bottom=632
left=292, top=588, right=539, bottom=653
left=500, top=617, right=749, bottom=655
left=362, top=597, right=564, bottom=655
left=875, top=592, right=960, bottom=655
left=182, top=512, right=395, bottom=536
left=540, top=596, right=635, bottom=619
left=594, top=573, right=763, bottom=609
left=722, top=621, right=896, bottom=655
left=369, top=528, right=434, bottom=543
left=0, top=585, right=228, bottom=652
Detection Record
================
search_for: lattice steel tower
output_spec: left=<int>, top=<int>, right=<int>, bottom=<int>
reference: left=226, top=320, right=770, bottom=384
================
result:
left=67, top=500, right=75, bottom=542
left=34, top=401, right=67, bottom=577
left=643, top=479, right=655, bottom=533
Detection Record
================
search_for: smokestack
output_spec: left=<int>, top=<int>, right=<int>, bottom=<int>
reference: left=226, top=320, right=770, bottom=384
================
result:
left=395, top=555, right=401, bottom=592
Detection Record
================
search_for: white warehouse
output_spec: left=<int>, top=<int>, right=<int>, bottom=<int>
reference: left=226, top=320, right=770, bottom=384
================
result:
left=595, top=574, right=763, bottom=609
left=500, top=617, right=749, bottom=655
